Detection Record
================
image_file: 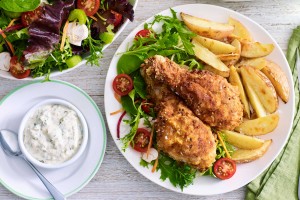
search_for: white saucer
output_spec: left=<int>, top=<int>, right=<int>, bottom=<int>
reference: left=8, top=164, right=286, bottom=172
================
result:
left=0, top=80, right=106, bottom=199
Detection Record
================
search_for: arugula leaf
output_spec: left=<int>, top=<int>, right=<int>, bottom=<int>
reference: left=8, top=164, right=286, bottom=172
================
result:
left=0, top=0, right=40, bottom=12
left=121, top=89, right=138, bottom=115
left=122, top=9, right=200, bottom=69
left=83, top=18, right=104, bottom=66
left=158, top=152, right=196, bottom=190
left=120, top=105, right=142, bottom=151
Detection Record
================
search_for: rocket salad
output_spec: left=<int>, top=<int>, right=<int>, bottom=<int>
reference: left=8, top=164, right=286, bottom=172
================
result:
left=0, top=0, right=134, bottom=79
left=113, top=9, right=235, bottom=190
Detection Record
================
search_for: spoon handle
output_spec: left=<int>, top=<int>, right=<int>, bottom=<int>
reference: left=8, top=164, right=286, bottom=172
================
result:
left=22, top=157, right=66, bottom=200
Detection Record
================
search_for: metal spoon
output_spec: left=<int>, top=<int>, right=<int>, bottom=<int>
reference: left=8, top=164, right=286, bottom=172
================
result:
left=0, top=129, right=66, bottom=200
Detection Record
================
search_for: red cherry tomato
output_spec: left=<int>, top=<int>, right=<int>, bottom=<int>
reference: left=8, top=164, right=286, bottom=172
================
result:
left=111, top=10, right=122, bottom=27
left=141, top=100, right=153, bottom=114
left=21, top=6, right=43, bottom=26
left=135, top=29, right=151, bottom=38
left=77, top=0, right=100, bottom=17
left=9, top=56, right=30, bottom=79
left=112, top=74, right=133, bottom=96
left=213, top=157, right=236, bottom=180
left=131, top=128, right=151, bottom=153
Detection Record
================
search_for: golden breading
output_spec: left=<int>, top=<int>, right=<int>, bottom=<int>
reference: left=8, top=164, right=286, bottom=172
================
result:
left=146, top=55, right=243, bottom=130
left=141, top=59, right=216, bottom=170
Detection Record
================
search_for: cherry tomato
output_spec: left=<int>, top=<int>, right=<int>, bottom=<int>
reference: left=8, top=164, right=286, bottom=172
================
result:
left=77, top=0, right=100, bottom=17
left=9, top=56, right=30, bottom=79
left=112, top=74, right=133, bottom=96
left=141, top=100, right=153, bottom=114
left=135, top=29, right=151, bottom=39
left=21, top=6, right=43, bottom=27
left=111, top=10, right=122, bottom=27
left=131, top=128, right=151, bottom=153
left=213, top=157, right=236, bottom=180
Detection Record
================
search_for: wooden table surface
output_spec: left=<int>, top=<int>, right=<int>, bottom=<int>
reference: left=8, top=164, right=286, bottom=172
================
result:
left=1, top=0, right=300, bottom=199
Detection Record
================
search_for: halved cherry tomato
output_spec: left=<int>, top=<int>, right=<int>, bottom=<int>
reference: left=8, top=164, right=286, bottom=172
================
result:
left=111, top=10, right=122, bottom=27
left=9, top=56, right=30, bottom=79
left=131, top=128, right=151, bottom=153
left=77, top=0, right=100, bottom=17
left=21, top=6, right=43, bottom=27
left=112, top=74, right=133, bottom=96
left=213, top=157, right=236, bottom=180
left=141, top=100, right=153, bottom=114
left=135, top=29, right=151, bottom=39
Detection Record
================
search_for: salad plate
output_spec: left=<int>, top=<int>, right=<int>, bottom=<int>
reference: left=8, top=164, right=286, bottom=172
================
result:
left=104, top=4, right=295, bottom=195
left=0, top=0, right=138, bottom=80
left=0, top=80, right=106, bottom=199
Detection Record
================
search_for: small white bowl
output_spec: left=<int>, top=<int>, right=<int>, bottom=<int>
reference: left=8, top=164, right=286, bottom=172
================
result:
left=18, top=99, right=88, bottom=169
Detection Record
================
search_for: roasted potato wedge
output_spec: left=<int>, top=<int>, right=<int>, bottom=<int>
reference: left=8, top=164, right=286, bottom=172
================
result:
left=231, top=140, right=272, bottom=163
left=222, top=130, right=264, bottom=149
left=228, top=17, right=252, bottom=41
left=235, top=113, right=279, bottom=135
left=240, top=66, right=278, bottom=113
left=225, top=39, right=242, bottom=66
left=217, top=53, right=240, bottom=61
left=241, top=41, right=274, bottom=58
left=193, top=35, right=236, bottom=54
left=192, top=39, right=229, bottom=72
left=236, top=57, right=267, bottom=70
left=204, top=65, right=230, bottom=77
left=181, top=12, right=234, bottom=40
left=262, top=60, right=290, bottom=103
left=241, top=72, right=266, bottom=117
left=229, top=66, right=250, bottom=118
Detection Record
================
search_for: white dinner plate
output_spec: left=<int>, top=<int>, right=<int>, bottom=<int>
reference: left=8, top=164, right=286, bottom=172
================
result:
left=0, top=80, right=106, bottom=199
left=104, top=4, right=295, bottom=196
left=0, top=0, right=138, bottom=80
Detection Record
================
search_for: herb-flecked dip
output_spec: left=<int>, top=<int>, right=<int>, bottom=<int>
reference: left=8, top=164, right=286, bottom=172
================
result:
left=23, top=104, right=83, bottom=164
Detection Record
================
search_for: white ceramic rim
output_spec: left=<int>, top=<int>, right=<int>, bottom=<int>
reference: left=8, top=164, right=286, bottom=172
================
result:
left=18, top=98, right=89, bottom=169
left=0, top=0, right=139, bottom=80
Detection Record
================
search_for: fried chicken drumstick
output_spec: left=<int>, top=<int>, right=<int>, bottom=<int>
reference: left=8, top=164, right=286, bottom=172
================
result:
left=145, top=55, right=243, bottom=130
left=141, top=58, right=217, bottom=170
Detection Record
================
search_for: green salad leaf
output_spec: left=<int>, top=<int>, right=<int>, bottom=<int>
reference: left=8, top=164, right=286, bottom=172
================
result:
left=158, top=152, right=196, bottom=191
left=0, top=0, right=40, bottom=12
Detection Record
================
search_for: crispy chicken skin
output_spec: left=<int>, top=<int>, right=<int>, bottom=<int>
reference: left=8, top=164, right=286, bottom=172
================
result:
left=141, top=58, right=217, bottom=171
left=145, top=55, right=243, bottom=130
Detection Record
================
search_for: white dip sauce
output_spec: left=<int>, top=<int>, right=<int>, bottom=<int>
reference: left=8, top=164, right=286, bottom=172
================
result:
left=23, top=104, right=83, bottom=164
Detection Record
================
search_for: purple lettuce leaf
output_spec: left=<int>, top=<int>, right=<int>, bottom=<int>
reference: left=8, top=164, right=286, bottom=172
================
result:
left=23, top=0, right=75, bottom=65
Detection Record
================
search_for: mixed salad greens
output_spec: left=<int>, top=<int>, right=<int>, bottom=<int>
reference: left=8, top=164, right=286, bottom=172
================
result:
left=0, top=0, right=134, bottom=79
left=113, top=9, right=235, bottom=190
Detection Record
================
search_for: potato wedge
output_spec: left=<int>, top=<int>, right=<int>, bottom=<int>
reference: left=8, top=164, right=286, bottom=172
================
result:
left=223, top=39, right=242, bottom=66
left=228, top=17, right=252, bottom=41
left=217, top=53, right=240, bottom=61
left=181, top=12, right=234, bottom=40
left=241, top=72, right=266, bottom=117
left=204, top=65, right=230, bottom=77
left=235, top=113, right=279, bottom=135
left=231, top=139, right=272, bottom=163
left=193, top=35, right=236, bottom=54
left=262, top=60, right=290, bottom=103
left=236, top=57, right=267, bottom=70
left=229, top=66, right=250, bottom=118
left=241, top=41, right=274, bottom=58
left=222, top=130, right=264, bottom=149
left=240, top=66, right=278, bottom=113
left=192, top=39, right=229, bottom=72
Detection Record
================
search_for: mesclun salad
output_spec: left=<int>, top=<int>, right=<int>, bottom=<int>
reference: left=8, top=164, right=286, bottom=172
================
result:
left=111, top=9, right=236, bottom=190
left=0, top=0, right=134, bottom=79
